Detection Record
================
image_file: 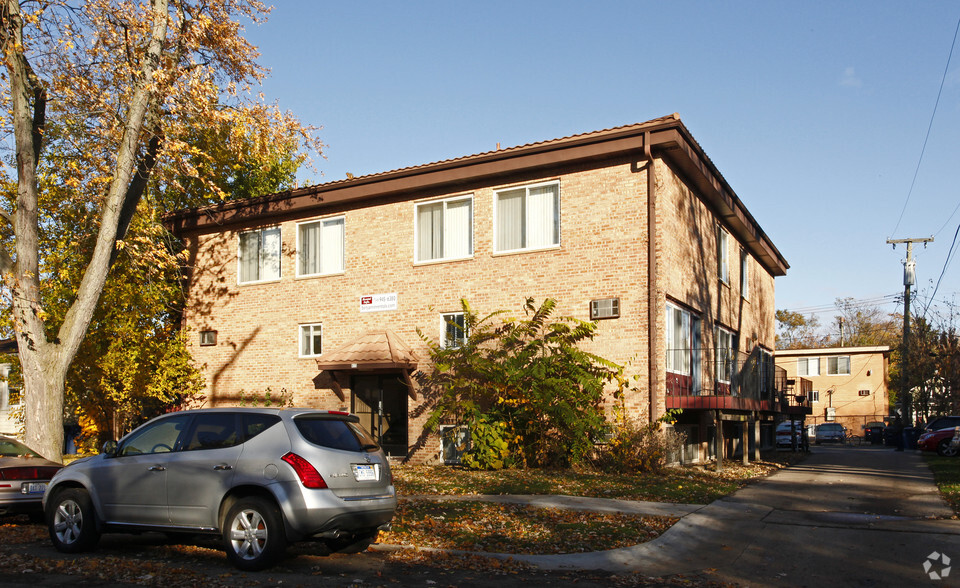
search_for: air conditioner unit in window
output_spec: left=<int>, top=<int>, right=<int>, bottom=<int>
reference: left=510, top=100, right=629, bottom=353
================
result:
left=590, top=298, right=620, bottom=320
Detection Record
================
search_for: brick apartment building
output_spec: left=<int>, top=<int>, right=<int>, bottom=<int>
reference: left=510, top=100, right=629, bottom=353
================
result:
left=775, top=346, right=891, bottom=435
left=164, top=114, right=794, bottom=464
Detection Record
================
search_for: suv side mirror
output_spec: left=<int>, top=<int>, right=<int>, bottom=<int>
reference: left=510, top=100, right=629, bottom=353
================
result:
left=101, top=440, right=118, bottom=457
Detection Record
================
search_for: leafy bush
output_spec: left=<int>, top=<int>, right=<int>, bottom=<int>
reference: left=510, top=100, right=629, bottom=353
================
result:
left=594, top=378, right=685, bottom=473
left=595, top=416, right=687, bottom=474
left=460, top=409, right=512, bottom=470
left=417, top=298, right=621, bottom=468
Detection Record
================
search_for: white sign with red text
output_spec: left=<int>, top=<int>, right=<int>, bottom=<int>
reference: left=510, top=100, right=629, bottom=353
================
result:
left=360, top=292, right=398, bottom=313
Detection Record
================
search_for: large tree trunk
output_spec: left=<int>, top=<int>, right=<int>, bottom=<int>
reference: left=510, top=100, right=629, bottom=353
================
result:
left=19, top=345, right=67, bottom=461
left=1, top=0, right=169, bottom=461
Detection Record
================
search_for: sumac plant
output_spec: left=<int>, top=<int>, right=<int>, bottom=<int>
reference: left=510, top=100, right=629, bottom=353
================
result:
left=417, top=298, right=621, bottom=468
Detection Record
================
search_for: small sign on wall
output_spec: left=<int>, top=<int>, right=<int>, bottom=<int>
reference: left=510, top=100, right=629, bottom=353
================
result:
left=360, top=293, right=398, bottom=313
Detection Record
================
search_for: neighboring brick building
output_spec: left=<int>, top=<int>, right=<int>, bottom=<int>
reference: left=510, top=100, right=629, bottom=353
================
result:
left=775, top=346, right=891, bottom=435
left=164, top=114, right=793, bottom=464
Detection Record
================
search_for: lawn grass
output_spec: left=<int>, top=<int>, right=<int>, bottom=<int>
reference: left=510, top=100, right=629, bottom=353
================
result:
left=924, top=454, right=960, bottom=515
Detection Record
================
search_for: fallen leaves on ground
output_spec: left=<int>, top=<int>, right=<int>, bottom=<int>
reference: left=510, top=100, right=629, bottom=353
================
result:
left=392, top=455, right=805, bottom=504
left=380, top=499, right=677, bottom=554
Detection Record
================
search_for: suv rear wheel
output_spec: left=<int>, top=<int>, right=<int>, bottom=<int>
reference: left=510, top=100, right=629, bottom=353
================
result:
left=222, top=497, right=287, bottom=571
left=47, top=488, right=101, bottom=553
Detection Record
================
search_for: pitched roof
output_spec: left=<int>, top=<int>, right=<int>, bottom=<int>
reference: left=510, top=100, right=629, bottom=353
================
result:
left=314, top=330, right=418, bottom=371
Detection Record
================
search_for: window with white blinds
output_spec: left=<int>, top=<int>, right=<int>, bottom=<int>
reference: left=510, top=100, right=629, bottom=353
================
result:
left=495, top=182, right=559, bottom=253
left=238, top=227, right=281, bottom=283
left=297, top=217, right=345, bottom=276
left=416, top=196, right=473, bottom=262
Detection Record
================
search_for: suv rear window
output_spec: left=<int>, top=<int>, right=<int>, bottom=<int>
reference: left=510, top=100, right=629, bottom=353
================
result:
left=295, top=416, right=380, bottom=452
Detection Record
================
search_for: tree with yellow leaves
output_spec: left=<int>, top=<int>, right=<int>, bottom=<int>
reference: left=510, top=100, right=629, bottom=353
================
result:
left=0, top=0, right=321, bottom=460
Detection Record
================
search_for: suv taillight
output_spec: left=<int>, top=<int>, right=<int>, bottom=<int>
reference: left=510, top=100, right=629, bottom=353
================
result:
left=281, top=452, right=328, bottom=489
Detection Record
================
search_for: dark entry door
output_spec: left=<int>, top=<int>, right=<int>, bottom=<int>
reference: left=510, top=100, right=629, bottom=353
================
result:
left=352, top=375, right=409, bottom=457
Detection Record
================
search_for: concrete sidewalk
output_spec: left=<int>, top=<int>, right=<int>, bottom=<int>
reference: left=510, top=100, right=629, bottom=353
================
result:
left=406, top=446, right=960, bottom=586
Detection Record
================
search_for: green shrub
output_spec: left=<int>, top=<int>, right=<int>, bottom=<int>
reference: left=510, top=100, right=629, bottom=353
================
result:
left=461, top=412, right=512, bottom=470
left=417, top=298, right=621, bottom=468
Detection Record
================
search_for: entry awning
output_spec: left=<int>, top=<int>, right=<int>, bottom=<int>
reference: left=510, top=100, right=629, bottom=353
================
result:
left=315, top=330, right=419, bottom=401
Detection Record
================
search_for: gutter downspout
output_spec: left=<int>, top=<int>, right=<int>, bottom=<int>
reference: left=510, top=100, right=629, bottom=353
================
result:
left=645, top=132, right=659, bottom=425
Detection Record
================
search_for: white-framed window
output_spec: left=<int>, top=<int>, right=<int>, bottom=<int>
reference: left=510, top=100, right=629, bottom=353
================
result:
left=238, top=226, right=281, bottom=284
left=297, top=216, right=344, bottom=276
left=740, top=249, right=750, bottom=300
left=494, top=181, right=560, bottom=253
left=299, top=323, right=323, bottom=357
left=666, top=303, right=701, bottom=378
left=442, top=312, right=468, bottom=348
left=811, top=390, right=820, bottom=402
left=717, top=225, right=729, bottom=284
left=827, top=355, right=851, bottom=375
left=715, top=327, right=736, bottom=384
left=797, top=357, right=820, bottom=376
left=415, top=195, right=473, bottom=262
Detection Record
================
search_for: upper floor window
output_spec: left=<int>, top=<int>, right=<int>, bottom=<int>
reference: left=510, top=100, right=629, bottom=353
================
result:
left=666, top=303, right=701, bottom=395
left=717, top=226, right=730, bottom=284
left=811, top=390, right=820, bottom=402
left=239, top=227, right=280, bottom=284
left=666, top=303, right=700, bottom=376
left=298, top=217, right=344, bottom=276
left=740, top=249, right=750, bottom=300
left=299, top=323, right=323, bottom=357
left=495, top=182, right=559, bottom=253
left=759, top=348, right=774, bottom=396
left=797, top=357, right=820, bottom=376
left=715, top=327, right=736, bottom=385
left=827, top=355, right=851, bottom=375
left=416, top=196, right=473, bottom=262
left=442, top=312, right=468, bottom=348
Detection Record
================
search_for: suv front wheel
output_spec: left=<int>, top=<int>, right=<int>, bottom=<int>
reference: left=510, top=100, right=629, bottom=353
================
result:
left=222, top=497, right=287, bottom=571
left=47, top=488, right=101, bottom=553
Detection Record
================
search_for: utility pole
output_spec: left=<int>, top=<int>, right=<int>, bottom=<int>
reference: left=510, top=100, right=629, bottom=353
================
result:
left=887, top=236, right=933, bottom=427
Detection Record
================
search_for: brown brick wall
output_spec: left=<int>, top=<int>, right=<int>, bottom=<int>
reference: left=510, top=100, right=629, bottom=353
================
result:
left=181, top=155, right=778, bottom=463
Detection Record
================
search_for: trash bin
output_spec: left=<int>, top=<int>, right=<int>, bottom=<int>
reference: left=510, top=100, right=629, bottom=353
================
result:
left=904, top=427, right=918, bottom=450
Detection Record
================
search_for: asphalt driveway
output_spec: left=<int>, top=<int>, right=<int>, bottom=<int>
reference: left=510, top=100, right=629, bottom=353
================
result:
left=515, top=445, right=960, bottom=587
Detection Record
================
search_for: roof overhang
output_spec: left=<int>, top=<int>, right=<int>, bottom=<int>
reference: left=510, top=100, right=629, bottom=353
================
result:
left=164, top=114, right=788, bottom=276
left=315, top=330, right=418, bottom=400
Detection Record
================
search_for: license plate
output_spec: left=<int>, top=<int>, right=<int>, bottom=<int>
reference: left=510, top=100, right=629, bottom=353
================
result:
left=21, top=482, right=46, bottom=495
left=352, top=464, right=378, bottom=482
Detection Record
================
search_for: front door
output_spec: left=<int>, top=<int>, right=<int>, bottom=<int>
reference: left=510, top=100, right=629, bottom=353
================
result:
left=352, top=375, right=409, bottom=457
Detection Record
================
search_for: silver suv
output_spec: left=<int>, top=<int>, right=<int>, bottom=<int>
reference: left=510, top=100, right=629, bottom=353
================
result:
left=43, top=408, right=397, bottom=570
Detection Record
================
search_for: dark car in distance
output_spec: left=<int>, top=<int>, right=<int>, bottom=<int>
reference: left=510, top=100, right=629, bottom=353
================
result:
left=862, top=421, right=887, bottom=444
left=925, top=416, right=960, bottom=433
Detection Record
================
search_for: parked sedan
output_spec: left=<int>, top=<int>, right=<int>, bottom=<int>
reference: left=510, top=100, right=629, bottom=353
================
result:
left=815, top=423, right=846, bottom=444
left=44, top=408, right=397, bottom=570
left=862, top=421, right=887, bottom=444
left=776, top=421, right=805, bottom=449
left=918, top=427, right=959, bottom=456
left=0, top=436, right=62, bottom=519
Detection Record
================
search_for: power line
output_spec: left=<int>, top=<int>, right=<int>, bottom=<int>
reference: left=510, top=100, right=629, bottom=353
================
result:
left=923, top=222, right=960, bottom=318
left=780, top=293, right=901, bottom=315
left=890, top=13, right=960, bottom=237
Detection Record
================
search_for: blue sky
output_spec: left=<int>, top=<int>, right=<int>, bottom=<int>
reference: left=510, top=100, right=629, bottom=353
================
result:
left=244, top=1, right=960, bottom=331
